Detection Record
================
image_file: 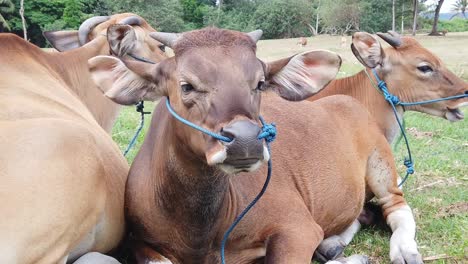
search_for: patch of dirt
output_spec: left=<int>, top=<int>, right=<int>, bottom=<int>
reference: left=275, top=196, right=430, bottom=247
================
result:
left=435, top=202, right=468, bottom=218
left=406, top=127, right=434, bottom=139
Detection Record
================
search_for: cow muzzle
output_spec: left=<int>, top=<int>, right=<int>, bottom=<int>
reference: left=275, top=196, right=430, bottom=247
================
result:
left=208, top=120, right=269, bottom=174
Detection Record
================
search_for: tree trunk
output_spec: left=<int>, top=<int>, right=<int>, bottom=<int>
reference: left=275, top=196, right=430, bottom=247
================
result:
left=20, top=0, right=27, bottom=40
left=401, top=3, right=404, bottom=34
left=429, top=0, right=444, bottom=36
left=315, top=0, right=320, bottom=35
left=392, top=0, right=396, bottom=31
left=412, top=0, right=418, bottom=36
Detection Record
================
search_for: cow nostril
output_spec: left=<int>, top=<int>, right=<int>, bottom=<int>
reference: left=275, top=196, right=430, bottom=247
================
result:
left=464, top=91, right=468, bottom=95
left=220, top=127, right=235, bottom=142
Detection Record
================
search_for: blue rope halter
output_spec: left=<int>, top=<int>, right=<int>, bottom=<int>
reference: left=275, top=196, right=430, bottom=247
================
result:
left=165, top=98, right=276, bottom=264
left=370, top=69, right=467, bottom=186
left=123, top=101, right=151, bottom=157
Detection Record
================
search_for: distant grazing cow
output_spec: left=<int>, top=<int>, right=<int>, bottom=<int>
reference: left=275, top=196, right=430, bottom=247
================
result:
left=298, top=36, right=307, bottom=47
left=340, top=35, right=347, bottom=48
left=90, top=27, right=421, bottom=264
left=0, top=14, right=167, bottom=263
left=308, top=31, right=467, bottom=260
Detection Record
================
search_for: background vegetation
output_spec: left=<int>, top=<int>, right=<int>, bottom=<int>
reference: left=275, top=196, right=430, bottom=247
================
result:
left=1, top=0, right=467, bottom=47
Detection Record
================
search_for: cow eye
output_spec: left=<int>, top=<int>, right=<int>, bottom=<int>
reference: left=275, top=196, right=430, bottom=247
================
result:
left=158, top=44, right=166, bottom=52
left=417, top=65, right=433, bottom=73
left=180, top=82, right=194, bottom=93
left=256, top=80, right=265, bottom=91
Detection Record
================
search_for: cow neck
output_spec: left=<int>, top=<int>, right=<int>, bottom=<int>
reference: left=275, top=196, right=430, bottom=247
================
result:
left=47, top=37, right=121, bottom=133
left=311, top=69, right=404, bottom=143
left=150, top=105, right=239, bottom=254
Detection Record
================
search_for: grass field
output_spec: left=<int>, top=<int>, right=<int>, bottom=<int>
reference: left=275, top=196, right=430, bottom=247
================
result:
left=112, top=33, right=468, bottom=263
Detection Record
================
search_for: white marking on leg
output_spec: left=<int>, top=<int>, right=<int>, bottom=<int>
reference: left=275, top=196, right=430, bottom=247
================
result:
left=386, top=205, right=421, bottom=263
left=337, top=219, right=361, bottom=245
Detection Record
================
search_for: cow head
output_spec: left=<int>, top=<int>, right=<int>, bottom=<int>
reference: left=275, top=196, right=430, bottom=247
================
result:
left=351, top=31, right=467, bottom=122
left=89, top=28, right=341, bottom=174
left=43, top=13, right=166, bottom=63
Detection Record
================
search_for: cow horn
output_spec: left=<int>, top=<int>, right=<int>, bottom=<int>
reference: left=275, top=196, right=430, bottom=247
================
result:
left=376, top=31, right=402, bottom=48
left=149, top=32, right=180, bottom=48
left=120, top=16, right=144, bottom=26
left=247, top=29, right=263, bottom=43
left=78, top=16, right=110, bottom=46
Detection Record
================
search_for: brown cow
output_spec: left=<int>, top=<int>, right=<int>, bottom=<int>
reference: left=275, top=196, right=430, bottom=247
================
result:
left=297, top=37, right=307, bottom=47
left=90, top=28, right=422, bottom=264
left=0, top=14, right=166, bottom=263
left=308, top=31, right=467, bottom=261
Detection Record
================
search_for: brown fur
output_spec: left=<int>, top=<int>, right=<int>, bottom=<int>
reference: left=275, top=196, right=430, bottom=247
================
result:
left=0, top=14, right=165, bottom=263
left=310, top=35, right=468, bottom=143
left=91, top=28, right=409, bottom=263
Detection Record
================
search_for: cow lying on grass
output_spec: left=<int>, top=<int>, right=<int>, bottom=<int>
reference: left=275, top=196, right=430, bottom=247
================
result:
left=0, top=14, right=166, bottom=263
left=308, top=31, right=468, bottom=261
left=90, top=27, right=422, bottom=264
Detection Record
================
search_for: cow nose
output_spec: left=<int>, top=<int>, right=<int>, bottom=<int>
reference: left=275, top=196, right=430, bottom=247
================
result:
left=220, top=120, right=264, bottom=164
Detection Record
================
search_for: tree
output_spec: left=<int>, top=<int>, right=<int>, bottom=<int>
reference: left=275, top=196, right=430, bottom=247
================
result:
left=0, top=0, right=14, bottom=32
left=321, top=0, right=360, bottom=35
left=412, top=0, right=418, bottom=35
left=393, top=0, right=396, bottom=31
left=450, top=0, right=467, bottom=19
left=251, top=0, right=313, bottom=39
left=429, top=0, right=444, bottom=35
left=19, top=0, right=26, bottom=39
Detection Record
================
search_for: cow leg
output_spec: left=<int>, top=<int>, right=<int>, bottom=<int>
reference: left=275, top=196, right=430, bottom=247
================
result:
left=366, top=142, right=423, bottom=264
left=72, top=252, right=121, bottom=264
left=264, top=221, right=324, bottom=263
left=314, top=219, right=361, bottom=262
left=134, top=242, right=173, bottom=264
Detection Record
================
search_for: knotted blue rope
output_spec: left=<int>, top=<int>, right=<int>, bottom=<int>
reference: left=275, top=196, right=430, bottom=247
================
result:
left=123, top=101, right=151, bottom=157
left=164, top=98, right=277, bottom=264
left=371, top=69, right=467, bottom=186
left=371, top=69, right=415, bottom=187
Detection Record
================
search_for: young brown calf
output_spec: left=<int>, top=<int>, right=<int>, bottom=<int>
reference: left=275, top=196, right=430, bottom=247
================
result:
left=90, top=28, right=421, bottom=263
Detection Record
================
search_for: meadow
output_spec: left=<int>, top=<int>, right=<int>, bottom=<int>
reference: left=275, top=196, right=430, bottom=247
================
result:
left=112, top=33, right=468, bottom=263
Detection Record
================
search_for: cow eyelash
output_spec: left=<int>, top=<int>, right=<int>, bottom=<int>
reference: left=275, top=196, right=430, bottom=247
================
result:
left=180, top=82, right=194, bottom=93
left=417, top=65, right=433, bottom=73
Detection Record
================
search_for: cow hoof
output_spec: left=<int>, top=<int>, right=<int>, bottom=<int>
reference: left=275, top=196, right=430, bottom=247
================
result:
left=391, top=252, right=423, bottom=264
left=327, top=254, right=369, bottom=264
left=72, top=252, right=121, bottom=264
left=316, top=236, right=346, bottom=261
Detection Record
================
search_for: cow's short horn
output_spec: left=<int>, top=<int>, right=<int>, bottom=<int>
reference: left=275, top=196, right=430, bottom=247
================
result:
left=149, top=32, right=180, bottom=48
left=120, top=16, right=144, bottom=26
left=377, top=31, right=402, bottom=48
left=247, top=30, right=263, bottom=43
left=78, top=16, right=110, bottom=45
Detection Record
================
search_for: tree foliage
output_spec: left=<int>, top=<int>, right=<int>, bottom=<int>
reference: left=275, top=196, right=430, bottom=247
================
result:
left=2, top=0, right=464, bottom=46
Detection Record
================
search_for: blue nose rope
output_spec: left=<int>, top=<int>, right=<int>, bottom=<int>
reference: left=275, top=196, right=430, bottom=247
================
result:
left=165, top=98, right=276, bottom=264
left=368, top=69, right=467, bottom=186
left=123, top=101, right=151, bottom=157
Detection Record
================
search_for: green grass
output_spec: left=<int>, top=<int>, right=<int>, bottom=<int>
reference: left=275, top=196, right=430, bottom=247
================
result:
left=111, top=34, right=468, bottom=263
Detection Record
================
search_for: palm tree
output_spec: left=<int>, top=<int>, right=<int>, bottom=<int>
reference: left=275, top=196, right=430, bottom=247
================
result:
left=450, top=0, right=467, bottom=19
left=0, top=0, right=14, bottom=32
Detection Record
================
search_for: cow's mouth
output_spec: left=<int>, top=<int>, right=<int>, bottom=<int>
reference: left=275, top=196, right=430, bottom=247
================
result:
left=445, top=107, right=464, bottom=121
left=218, top=146, right=270, bottom=174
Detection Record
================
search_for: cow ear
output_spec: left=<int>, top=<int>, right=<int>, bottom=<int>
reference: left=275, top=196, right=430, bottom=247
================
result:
left=88, top=56, right=170, bottom=105
left=264, top=50, right=341, bottom=101
left=351, top=32, right=384, bottom=68
left=43, top=30, right=80, bottom=51
left=107, top=24, right=137, bottom=57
